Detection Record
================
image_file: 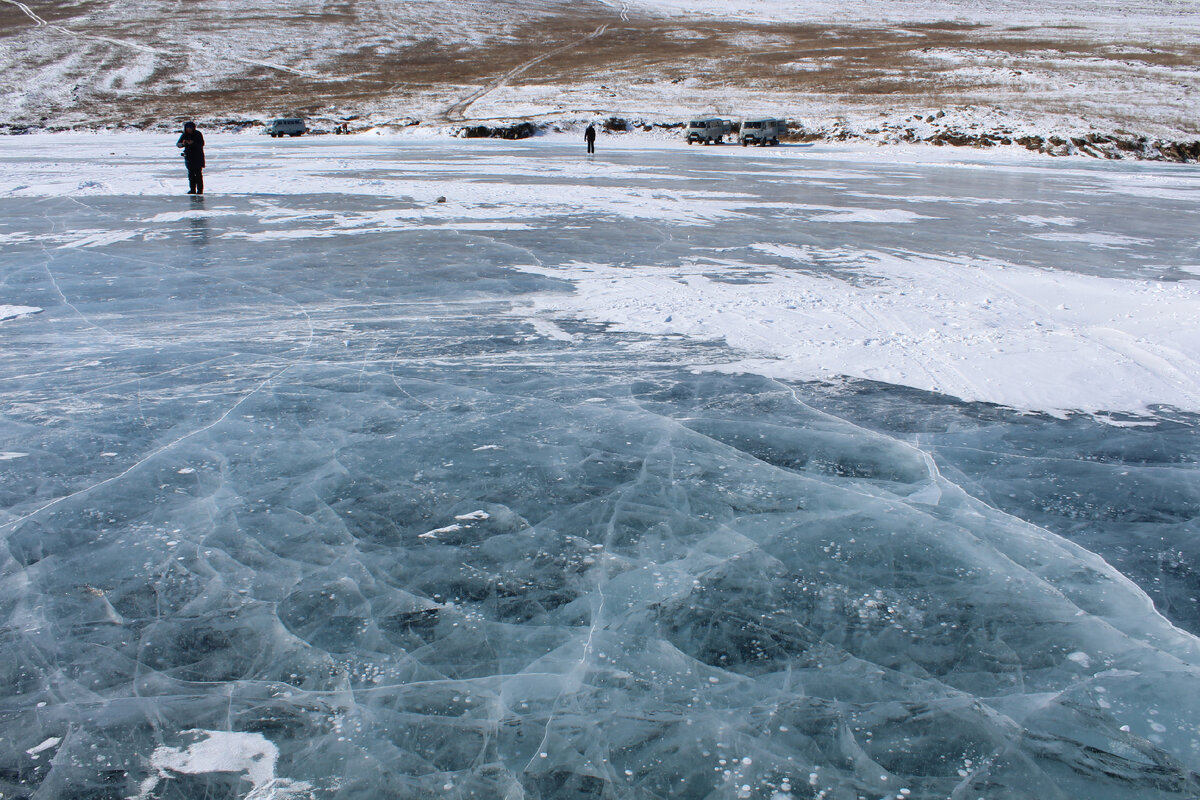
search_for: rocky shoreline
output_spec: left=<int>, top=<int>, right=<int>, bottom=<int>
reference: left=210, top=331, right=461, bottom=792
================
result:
left=3, top=115, right=1198, bottom=163
left=453, top=117, right=1200, bottom=163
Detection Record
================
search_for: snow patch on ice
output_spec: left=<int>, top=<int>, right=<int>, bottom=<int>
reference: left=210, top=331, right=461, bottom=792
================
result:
left=520, top=254, right=1200, bottom=416
left=136, top=730, right=312, bottom=800
left=0, top=305, right=42, bottom=322
left=809, top=208, right=938, bottom=223
left=1029, top=231, right=1151, bottom=248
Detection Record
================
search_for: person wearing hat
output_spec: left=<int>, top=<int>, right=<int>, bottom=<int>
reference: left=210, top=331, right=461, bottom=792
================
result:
left=176, top=121, right=206, bottom=194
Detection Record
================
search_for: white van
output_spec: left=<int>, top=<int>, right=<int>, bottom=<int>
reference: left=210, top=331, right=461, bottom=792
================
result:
left=740, top=118, right=785, bottom=146
left=266, top=118, right=307, bottom=138
left=686, top=118, right=730, bottom=145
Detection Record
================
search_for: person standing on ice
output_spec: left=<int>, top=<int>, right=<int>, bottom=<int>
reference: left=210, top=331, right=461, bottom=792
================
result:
left=176, top=121, right=205, bottom=194
left=584, top=123, right=596, bottom=154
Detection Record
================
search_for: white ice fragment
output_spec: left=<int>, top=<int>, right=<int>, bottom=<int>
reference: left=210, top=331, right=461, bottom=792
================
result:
left=0, top=305, right=43, bottom=322
left=1067, top=651, right=1091, bottom=669
left=26, top=737, right=61, bottom=756
left=177, top=467, right=195, bottom=474
left=137, top=730, right=312, bottom=800
left=420, top=524, right=463, bottom=538
left=454, top=510, right=490, bottom=521
left=0, top=452, right=28, bottom=460
left=472, top=444, right=502, bottom=451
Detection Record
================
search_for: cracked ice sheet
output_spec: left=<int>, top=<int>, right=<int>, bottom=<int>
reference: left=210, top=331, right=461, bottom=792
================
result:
left=1, top=135, right=1200, bottom=800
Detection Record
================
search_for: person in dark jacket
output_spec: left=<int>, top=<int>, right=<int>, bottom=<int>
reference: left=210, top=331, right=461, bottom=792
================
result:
left=584, top=123, right=596, bottom=154
left=176, top=121, right=205, bottom=194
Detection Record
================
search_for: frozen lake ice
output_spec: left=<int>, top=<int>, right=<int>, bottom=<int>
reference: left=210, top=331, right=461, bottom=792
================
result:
left=1, top=135, right=1198, bottom=799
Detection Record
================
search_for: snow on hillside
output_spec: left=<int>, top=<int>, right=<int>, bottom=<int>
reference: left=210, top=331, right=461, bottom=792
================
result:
left=621, top=0, right=1200, bottom=32
left=0, top=0, right=1197, bottom=157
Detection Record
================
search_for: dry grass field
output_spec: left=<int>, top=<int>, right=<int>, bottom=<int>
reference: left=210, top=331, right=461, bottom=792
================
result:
left=1, top=0, right=1197, bottom=143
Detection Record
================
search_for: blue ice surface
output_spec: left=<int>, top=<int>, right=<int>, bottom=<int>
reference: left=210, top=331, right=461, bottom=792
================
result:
left=0, top=139, right=1198, bottom=799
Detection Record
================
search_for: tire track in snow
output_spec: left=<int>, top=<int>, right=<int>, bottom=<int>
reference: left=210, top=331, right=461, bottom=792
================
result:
left=0, top=0, right=320, bottom=77
left=444, top=23, right=610, bottom=121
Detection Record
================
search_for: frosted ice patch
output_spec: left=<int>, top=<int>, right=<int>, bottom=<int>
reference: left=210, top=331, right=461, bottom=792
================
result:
left=809, top=209, right=937, bottom=223
left=0, top=452, right=29, bottom=460
left=1016, top=215, right=1080, bottom=227
left=136, top=730, right=312, bottom=800
left=145, top=209, right=243, bottom=223
left=1029, top=231, right=1149, bottom=248
left=177, top=467, right=196, bottom=474
left=57, top=230, right=141, bottom=249
left=0, top=305, right=42, bottom=322
left=1067, top=651, right=1092, bottom=668
left=454, top=510, right=490, bottom=521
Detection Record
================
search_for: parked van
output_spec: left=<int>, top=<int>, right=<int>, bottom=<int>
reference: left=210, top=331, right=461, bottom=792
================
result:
left=740, top=118, right=785, bottom=146
left=266, top=118, right=307, bottom=137
left=686, top=118, right=731, bottom=145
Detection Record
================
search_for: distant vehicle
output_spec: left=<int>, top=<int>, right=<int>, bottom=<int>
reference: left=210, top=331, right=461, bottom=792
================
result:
left=740, top=118, right=786, bottom=146
left=266, top=118, right=307, bottom=138
left=686, top=118, right=732, bottom=145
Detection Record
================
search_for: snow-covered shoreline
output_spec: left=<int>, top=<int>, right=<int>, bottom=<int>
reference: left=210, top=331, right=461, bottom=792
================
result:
left=6, top=115, right=1200, bottom=164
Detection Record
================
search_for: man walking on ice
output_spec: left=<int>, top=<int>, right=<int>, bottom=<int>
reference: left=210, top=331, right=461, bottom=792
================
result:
left=585, top=122, right=596, bottom=154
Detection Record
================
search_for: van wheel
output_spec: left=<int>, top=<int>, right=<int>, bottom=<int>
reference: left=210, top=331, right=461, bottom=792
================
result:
left=741, top=139, right=747, bottom=147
